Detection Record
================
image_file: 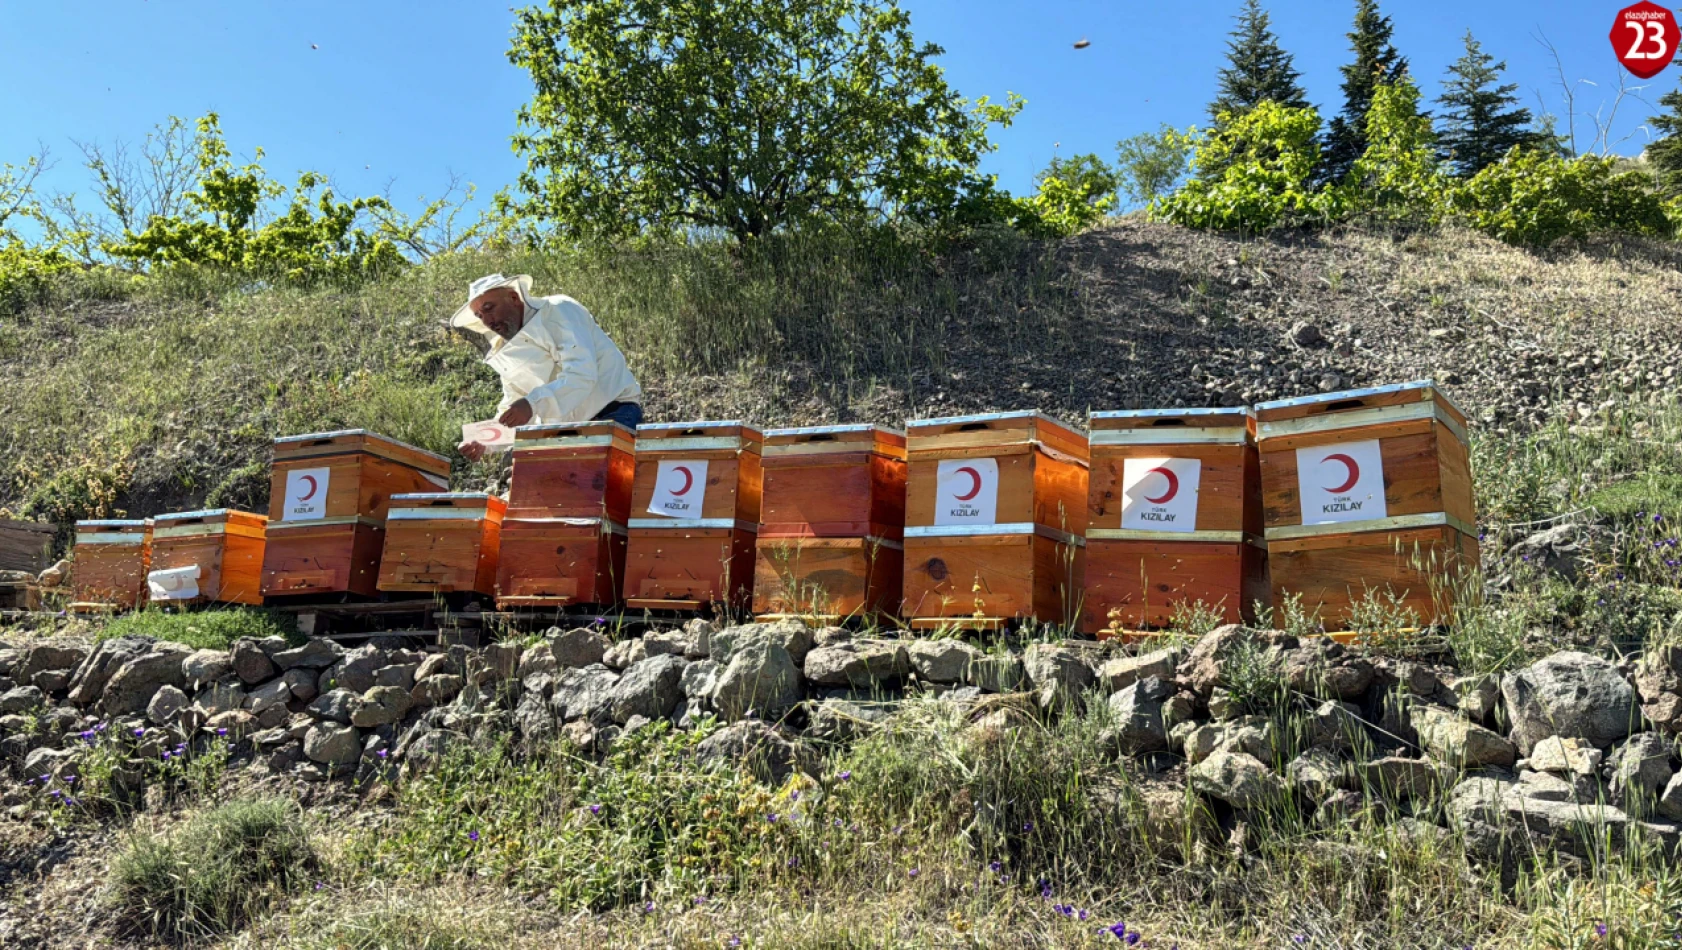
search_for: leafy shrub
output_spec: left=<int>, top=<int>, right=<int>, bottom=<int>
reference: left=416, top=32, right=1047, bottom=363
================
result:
left=0, top=241, right=78, bottom=314
left=109, top=798, right=317, bottom=941
left=1115, top=124, right=1193, bottom=209
left=1151, top=101, right=1340, bottom=231
left=1447, top=149, right=1671, bottom=246
left=1012, top=154, right=1120, bottom=237
left=101, top=607, right=299, bottom=651
left=1344, top=78, right=1448, bottom=223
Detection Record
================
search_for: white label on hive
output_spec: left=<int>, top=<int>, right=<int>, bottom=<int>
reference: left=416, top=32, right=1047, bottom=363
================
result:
left=1120, top=457, right=1201, bottom=532
left=935, top=458, right=999, bottom=526
left=1296, top=439, right=1387, bottom=525
left=649, top=460, right=709, bottom=517
left=282, top=467, right=331, bottom=521
left=147, top=564, right=201, bottom=601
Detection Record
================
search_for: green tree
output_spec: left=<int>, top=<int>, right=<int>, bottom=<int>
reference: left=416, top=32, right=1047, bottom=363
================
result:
left=1013, top=153, right=1120, bottom=237
left=1448, top=150, right=1669, bottom=246
left=506, top=0, right=1022, bottom=243
left=1208, top=0, right=1309, bottom=124
left=1322, top=0, right=1410, bottom=182
left=1647, top=79, right=1682, bottom=196
left=1115, top=125, right=1193, bottom=209
left=1153, top=102, right=1341, bottom=232
left=1347, top=78, right=1447, bottom=222
left=1435, top=32, right=1544, bottom=177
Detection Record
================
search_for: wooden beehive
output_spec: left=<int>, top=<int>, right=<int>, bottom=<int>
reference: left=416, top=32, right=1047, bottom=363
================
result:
left=262, top=429, right=451, bottom=600
left=496, top=421, right=636, bottom=609
left=1255, top=380, right=1478, bottom=629
left=0, top=519, right=55, bottom=574
left=624, top=421, right=763, bottom=612
left=70, top=519, right=152, bottom=612
left=902, top=411, right=1089, bottom=630
left=1084, top=408, right=1269, bottom=634
left=753, top=424, right=907, bottom=620
left=148, top=509, right=268, bottom=606
left=376, top=493, right=505, bottom=596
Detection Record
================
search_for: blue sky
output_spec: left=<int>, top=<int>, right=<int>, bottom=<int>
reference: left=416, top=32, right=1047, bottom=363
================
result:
left=2, top=0, right=1675, bottom=218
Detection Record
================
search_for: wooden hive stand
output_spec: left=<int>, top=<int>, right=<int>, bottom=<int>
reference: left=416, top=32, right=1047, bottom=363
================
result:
left=1084, top=407, right=1268, bottom=635
left=1255, top=380, right=1479, bottom=631
left=624, top=421, right=763, bottom=614
left=69, top=519, right=153, bottom=613
left=376, top=493, right=506, bottom=598
left=753, top=424, right=907, bottom=622
left=496, top=421, right=636, bottom=611
left=902, top=411, right=1089, bottom=631
left=262, top=429, right=452, bottom=602
left=148, top=509, right=269, bottom=607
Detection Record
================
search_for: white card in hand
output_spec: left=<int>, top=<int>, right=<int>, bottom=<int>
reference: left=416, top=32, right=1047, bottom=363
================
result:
left=462, top=419, right=515, bottom=452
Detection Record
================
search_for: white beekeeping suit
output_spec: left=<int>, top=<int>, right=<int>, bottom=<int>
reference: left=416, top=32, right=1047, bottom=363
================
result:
left=452, top=277, right=643, bottom=424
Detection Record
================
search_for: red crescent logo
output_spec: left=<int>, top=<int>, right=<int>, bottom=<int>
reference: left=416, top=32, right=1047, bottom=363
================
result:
left=160, top=574, right=183, bottom=592
left=1144, top=466, right=1179, bottom=504
left=954, top=466, right=984, bottom=501
left=672, top=465, right=695, bottom=496
left=1323, top=453, right=1361, bottom=494
left=478, top=426, right=502, bottom=442
left=298, top=474, right=319, bottom=502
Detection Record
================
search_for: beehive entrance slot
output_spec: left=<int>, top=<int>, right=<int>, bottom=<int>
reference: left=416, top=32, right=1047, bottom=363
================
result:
left=1322, top=399, right=1366, bottom=413
left=1150, top=418, right=1187, bottom=427
left=957, top=423, right=990, bottom=432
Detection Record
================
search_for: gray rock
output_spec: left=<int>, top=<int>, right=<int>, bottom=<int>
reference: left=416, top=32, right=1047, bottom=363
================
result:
left=561, top=720, right=599, bottom=754
left=1502, top=651, right=1637, bottom=754
left=1528, top=735, right=1607, bottom=776
left=1287, top=748, right=1349, bottom=799
left=147, top=684, right=189, bottom=724
left=66, top=637, right=153, bottom=706
left=32, top=669, right=70, bottom=692
left=711, top=620, right=814, bottom=666
left=102, top=647, right=188, bottom=716
left=709, top=638, right=803, bottom=721
left=1096, top=647, right=1183, bottom=693
left=551, top=665, right=620, bottom=724
left=1181, top=724, right=1221, bottom=764
left=1284, top=645, right=1373, bottom=701
left=805, top=698, right=887, bottom=742
left=1452, top=675, right=1501, bottom=725
left=680, top=660, right=717, bottom=698
left=1447, top=775, right=1643, bottom=860
left=22, top=747, right=78, bottom=779
left=276, top=668, right=315, bottom=704
left=674, top=696, right=709, bottom=730
left=642, top=631, right=689, bottom=657
left=373, top=663, right=417, bottom=691
left=1517, top=769, right=1585, bottom=803
left=1302, top=700, right=1366, bottom=752
left=1660, top=772, right=1682, bottom=821
left=548, top=628, right=608, bottom=669
left=303, top=723, right=361, bottom=768
left=603, top=637, right=646, bottom=671
left=1023, top=643, right=1096, bottom=711
left=351, top=685, right=413, bottom=727
left=609, top=655, right=688, bottom=723
left=1190, top=751, right=1288, bottom=809
left=906, top=639, right=983, bottom=684
left=230, top=638, right=277, bottom=685
left=1608, top=733, right=1675, bottom=815
left=307, top=688, right=359, bottom=725
left=516, top=643, right=557, bottom=680
left=414, top=653, right=460, bottom=682
left=966, top=653, right=1027, bottom=693
left=18, top=642, right=90, bottom=681
left=272, top=639, right=341, bottom=671
left=1412, top=704, right=1518, bottom=769
left=1182, top=624, right=1264, bottom=695
left=515, top=690, right=557, bottom=744
left=481, top=642, right=521, bottom=682
left=803, top=640, right=907, bottom=689
left=411, top=674, right=463, bottom=708
left=206, top=709, right=256, bottom=736
left=1363, top=756, right=1451, bottom=802
left=0, top=685, right=43, bottom=713
left=694, top=720, right=817, bottom=784
left=1104, top=677, right=1171, bottom=755
left=681, top=618, right=715, bottom=659
left=322, top=646, right=386, bottom=695
left=245, top=678, right=293, bottom=716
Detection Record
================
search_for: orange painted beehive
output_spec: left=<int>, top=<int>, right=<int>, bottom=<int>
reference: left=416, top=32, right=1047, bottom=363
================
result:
left=376, top=493, right=505, bottom=596
left=752, top=424, right=907, bottom=620
left=902, top=411, right=1089, bottom=630
left=1255, top=380, right=1478, bottom=629
left=70, top=519, right=152, bottom=612
left=148, top=509, right=268, bottom=606
left=624, top=421, right=763, bottom=613
left=261, top=429, right=451, bottom=600
left=1083, top=408, right=1269, bottom=633
left=496, top=421, right=636, bottom=609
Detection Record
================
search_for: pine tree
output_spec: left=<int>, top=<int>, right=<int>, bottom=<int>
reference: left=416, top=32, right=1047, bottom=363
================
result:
left=1647, top=79, right=1682, bottom=195
left=1208, top=0, right=1309, bottom=124
left=1322, top=0, right=1409, bottom=182
left=1435, top=32, right=1543, bottom=176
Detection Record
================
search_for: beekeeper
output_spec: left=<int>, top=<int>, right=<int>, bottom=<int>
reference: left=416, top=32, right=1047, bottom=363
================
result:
left=450, top=274, right=644, bottom=460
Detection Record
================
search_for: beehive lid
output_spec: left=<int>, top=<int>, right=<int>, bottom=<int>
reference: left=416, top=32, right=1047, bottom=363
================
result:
left=1254, top=380, right=1469, bottom=444
left=76, top=519, right=150, bottom=532
left=763, top=423, right=906, bottom=458
left=513, top=420, right=636, bottom=451
left=388, top=492, right=508, bottom=517
left=635, top=420, right=763, bottom=453
left=906, top=410, right=1088, bottom=461
left=1089, top=407, right=1254, bottom=445
left=272, top=429, right=451, bottom=475
left=151, top=509, right=268, bottom=536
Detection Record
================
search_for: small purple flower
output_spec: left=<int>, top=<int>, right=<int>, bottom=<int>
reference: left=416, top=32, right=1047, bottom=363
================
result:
left=1596, top=923, right=1608, bottom=937
left=790, top=790, right=800, bottom=801
left=1108, top=922, right=1129, bottom=940
left=133, top=727, right=145, bottom=737
left=314, top=882, right=325, bottom=891
left=63, top=774, right=76, bottom=784
left=908, top=868, right=919, bottom=878
left=727, top=938, right=741, bottom=948
left=694, top=895, right=708, bottom=905
left=988, top=860, right=1002, bottom=873
left=1293, top=936, right=1307, bottom=945
left=1038, top=879, right=1053, bottom=899
left=837, top=770, right=851, bottom=781
left=1078, top=909, right=1090, bottom=922
left=377, top=749, right=389, bottom=759
left=767, top=813, right=779, bottom=823
left=468, top=830, right=480, bottom=842
left=63, top=798, right=78, bottom=807
left=589, top=803, right=601, bottom=815
left=216, top=728, right=228, bottom=736
left=787, top=856, right=799, bottom=868
left=642, top=901, right=655, bottom=914
left=1022, top=821, right=1034, bottom=833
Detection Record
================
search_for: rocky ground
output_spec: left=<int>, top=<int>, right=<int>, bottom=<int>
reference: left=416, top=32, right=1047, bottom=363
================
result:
left=3, top=619, right=1682, bottom=946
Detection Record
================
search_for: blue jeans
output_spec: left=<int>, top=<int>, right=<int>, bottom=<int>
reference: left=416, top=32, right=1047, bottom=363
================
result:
left=592, top=400, right=643, bottom=429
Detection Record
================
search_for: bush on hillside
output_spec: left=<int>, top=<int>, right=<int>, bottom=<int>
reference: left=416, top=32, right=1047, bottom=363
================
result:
left=0, top=241, right=77, bottom=314
left=1447, top=148, right=1672, bottom=247
left=1150, top=102, right=1340, bottom=232
left=1344, top=78, right=1448, bottom=224
left=109, top=798, right=317, bottom=941
left=1012, top=153, right=1120, bottom=237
